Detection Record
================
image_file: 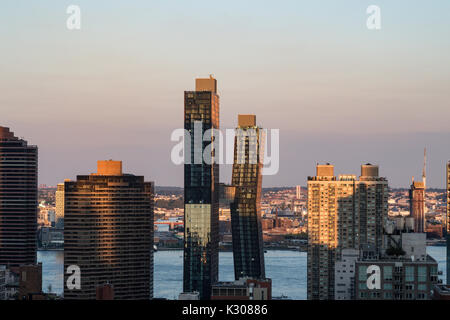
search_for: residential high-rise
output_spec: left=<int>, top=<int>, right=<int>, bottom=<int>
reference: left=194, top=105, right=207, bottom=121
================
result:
left=0, top=126, right=38, bottom=267
left=409, top=149, right=426, bottom=233
left=183, top=76, right=219, bottom=300
left=64, top=160, right=154, bottom=299
left=55, top=182, right=66, bottom=227
left=409, top=180, right=425, bottom=233
left=230, top=115, right=265, bottom=280
left=307, top=163, right=388, bottom=300
left=446, top=161, right=450, bottom=284
left=296, top=185, right=301, bottom=200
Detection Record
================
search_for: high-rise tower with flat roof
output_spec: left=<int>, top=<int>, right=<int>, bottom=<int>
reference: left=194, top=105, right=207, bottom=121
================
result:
left=230, top=115, right=265, bottom=280
left=0, top=126, right=38, bottom=267
left=64, top=160, right=154, bottom=299
left=409, top=149, right=427, bottom=233
left=409, top=181, right=425, bottom=233
left=307, top=163, right=388, bottom=300
left=183, top=76, right=219, bottom=299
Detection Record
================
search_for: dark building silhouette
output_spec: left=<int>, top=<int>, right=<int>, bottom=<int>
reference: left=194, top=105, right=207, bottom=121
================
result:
left=64, top=160, right=154, bottom=299
left=230, top=115, right=265, bottom=280
left=96, top=283, right=114, bottom=300
left=183, top=76, right=219, bottom=299
left=0, top=127, right=38, bottom=267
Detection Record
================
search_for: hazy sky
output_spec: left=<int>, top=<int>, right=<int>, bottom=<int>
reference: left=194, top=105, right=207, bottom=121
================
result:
left=1, top=0, right=449, bottom=188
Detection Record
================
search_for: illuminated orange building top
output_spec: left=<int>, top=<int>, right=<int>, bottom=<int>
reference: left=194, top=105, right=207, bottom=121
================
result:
left=0, top=127, right=15, bottom=140
left=94, top=160, right=122, bottom=176
left=195, top=75, right=217, bottom=93
left=238, top=115, right=256, bottom=127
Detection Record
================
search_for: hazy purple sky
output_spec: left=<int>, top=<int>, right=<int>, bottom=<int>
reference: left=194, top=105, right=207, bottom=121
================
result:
left=1, top=0, right=449, bottom=188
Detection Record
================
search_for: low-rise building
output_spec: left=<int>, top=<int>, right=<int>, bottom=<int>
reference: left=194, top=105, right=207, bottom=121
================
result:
left=211, top=278, right=272, bottom=300
left=355, top=256, right=438, bottom=300
left=335, top=223, right=439, bottom=300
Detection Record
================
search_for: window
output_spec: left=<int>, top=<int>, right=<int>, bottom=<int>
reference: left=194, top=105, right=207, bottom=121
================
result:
left=405, top=284, right=414, bottom=291
left=418, top=284, right=427, bottom=291
left=383, top=266, right=393, bottom=281
left=405, top=266, right=414, bottom=282
left=359, top=266, right=367, bottom=281
left=418, top=266, right=427, bottom=282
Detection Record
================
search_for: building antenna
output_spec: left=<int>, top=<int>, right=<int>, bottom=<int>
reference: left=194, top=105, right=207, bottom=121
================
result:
left=423, top=147, right=427, bottom=188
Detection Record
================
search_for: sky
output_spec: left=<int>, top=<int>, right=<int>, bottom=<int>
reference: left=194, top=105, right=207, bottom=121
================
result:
left=1, top=0, right=449, bottom=188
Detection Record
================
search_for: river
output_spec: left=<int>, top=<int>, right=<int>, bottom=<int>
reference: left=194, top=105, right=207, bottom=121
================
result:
left=38, top=246, right=446, bottom=300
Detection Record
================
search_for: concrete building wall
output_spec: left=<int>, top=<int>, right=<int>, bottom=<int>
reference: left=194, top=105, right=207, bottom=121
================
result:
left=335, top=249, right=359, bottom=300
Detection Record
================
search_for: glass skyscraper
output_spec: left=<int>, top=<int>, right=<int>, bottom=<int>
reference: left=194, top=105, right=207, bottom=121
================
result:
left=183, top=76, right=219, bottom=300
left=230, top=115, right=265, bottom=280
left=0, top=126, right=38, bottom=267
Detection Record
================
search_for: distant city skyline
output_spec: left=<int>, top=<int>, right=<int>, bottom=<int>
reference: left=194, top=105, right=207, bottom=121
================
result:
left=1, top=0, right=449, bottom=188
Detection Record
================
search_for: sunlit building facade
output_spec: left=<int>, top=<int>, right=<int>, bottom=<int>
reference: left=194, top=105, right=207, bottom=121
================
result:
left=0, top=126, right=38, bottom=267
left=307, top=164, right=388, bottom=300
left=64, top=160, right=154, bottom=299
left=55, top=182, right=65, bottom=226
left=296, top=185, right=301, bottom=200
left=183, top=76, right=219, bottom=299
left=230, top=115, right=265, bottom=280
left=409, top=180, right=426, bottom=233
left=446, top=161, right=450, bottom=284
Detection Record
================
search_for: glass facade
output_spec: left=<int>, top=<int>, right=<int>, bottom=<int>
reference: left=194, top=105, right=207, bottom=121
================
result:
left=230, top=117, right=265, bottom=280
left=183, top=78, right=219, bottom=300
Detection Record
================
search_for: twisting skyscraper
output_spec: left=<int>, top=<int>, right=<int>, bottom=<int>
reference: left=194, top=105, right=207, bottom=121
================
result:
left=183, top=76, right=219, bottom=299
left=307, top=164, right=388, bottom=300
left=64, top=160, right=154, bottom=299
left=0, top=126, right=38, bottom=267
left=230, top=115, right=265, bottom=280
